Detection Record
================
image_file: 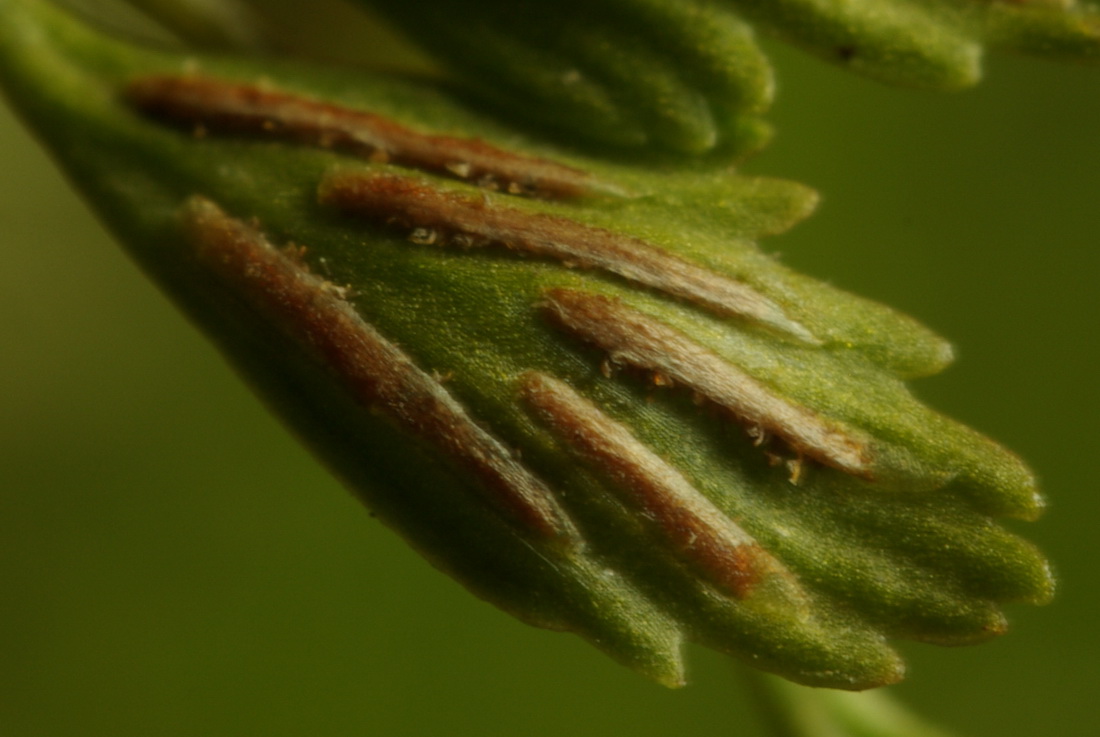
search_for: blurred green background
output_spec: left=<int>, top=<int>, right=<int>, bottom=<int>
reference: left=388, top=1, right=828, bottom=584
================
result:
left=2, top=6, right=1098, bottom=735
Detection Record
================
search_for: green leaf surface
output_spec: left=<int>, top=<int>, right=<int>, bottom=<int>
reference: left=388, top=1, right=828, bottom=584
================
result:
left=0, top=0, right=1052, bottom=690
left=357, top=0, right=1100, bottom=154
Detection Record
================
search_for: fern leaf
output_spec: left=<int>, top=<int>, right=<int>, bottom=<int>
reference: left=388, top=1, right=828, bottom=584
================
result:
left=0, top=0, right=1052, bottom=689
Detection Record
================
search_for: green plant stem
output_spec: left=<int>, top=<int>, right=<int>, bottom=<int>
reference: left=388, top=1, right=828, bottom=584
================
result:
left=741, top=666, right=955, bottom=737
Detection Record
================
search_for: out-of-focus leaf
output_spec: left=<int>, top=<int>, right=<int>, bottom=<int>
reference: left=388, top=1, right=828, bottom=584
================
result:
left=358, top=0, right=1100, bottom=154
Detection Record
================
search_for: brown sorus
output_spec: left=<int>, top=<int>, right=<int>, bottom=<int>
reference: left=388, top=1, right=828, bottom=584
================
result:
left=521, top=371, right=775, bottom=598
left=127, top=74, right=621, bottom=200
left=541, top=289, right=873, bottom=479
left=180, top=195, right=580, bottom=545
left=319, top=171, right=818, bottom=344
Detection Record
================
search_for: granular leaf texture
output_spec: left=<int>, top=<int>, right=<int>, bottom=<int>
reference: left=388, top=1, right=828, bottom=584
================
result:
left=0, top=0, right=1053, bottom=690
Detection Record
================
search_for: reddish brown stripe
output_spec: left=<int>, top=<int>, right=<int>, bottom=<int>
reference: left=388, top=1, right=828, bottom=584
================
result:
left=127, top=74, right=620, bottom=200
left=541, top=289, right=872, bottom=478
left=521, top=372, right=773, bottom=598
left=319, top=171, right=817, bottom=343
left=181, top=196, right=578, bottom=544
